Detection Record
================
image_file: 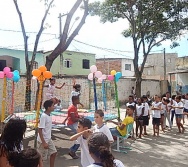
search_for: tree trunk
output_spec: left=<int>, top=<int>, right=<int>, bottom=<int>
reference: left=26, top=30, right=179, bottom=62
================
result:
left=25, top=70, right=32, bottom=111
left=135, top=71, right=142, bottom=97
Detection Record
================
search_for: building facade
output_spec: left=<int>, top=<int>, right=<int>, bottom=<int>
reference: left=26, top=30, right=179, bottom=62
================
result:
left=96, top=58, right=134, bottom=77
left=142, top=53, right=177, bottom=80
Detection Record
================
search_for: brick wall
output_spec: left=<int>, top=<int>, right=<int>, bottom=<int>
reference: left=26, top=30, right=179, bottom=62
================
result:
left=96, top=59, right=122, bottom=74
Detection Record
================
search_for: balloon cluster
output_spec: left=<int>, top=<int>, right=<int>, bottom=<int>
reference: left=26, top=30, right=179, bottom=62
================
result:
left=110, top=70, right=122, bottom=82
left=88, top=65, right=106, bottom=83
left=32, top=65, right=52, bottom=81
left=0, top=67, right=20, bottom=82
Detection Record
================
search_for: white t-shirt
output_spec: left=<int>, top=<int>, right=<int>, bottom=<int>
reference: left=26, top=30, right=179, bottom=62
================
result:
left=69, top=91, right=80, bottom=105
left=175, top=101, right=183, bottom=114
left=77, top=135, right=94, bottom=167
left=87, top=159, right=125, bottom=167
left=143, top=102, right=149, bottom=116
left=152, top=102, right=162, bottom=118
left=183, top=99, right=188, bottom=109
left=93, top=124, right=114, bottom=142
left=37, top=113, right=52, bottom=143
left=126, top=102, right=135, bottom=108
left=46, top=84, right=56, bottom=99
left=136, top=104, right=144, bottom=116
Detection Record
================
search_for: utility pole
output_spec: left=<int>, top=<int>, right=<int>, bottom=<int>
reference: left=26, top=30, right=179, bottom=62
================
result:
left=163, top=48, right=166, bottom=80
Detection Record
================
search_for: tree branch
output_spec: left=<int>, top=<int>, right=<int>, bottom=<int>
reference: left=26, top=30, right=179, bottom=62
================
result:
left=30, top=0, right=54, bottom=70
left=13, top=0, right=29, bottom=68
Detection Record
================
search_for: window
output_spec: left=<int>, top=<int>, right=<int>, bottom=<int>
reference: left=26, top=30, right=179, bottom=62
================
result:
left=64, top=59, right=72, bottom=68
left=125, top=64, right=131, bottom=71
left=82, top=59, right=90, bottom=69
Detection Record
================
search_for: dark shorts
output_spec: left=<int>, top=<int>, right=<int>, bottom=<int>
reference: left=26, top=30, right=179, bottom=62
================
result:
left=183, top=108, right=188, bottom=113
left=136, top=116, right=143, bottom=121
left=143, top=116, right=149, bottom=126
left=152, top=118, right=160, bottom=126
left=176, top=114, right=183, bottom=119
left=161, top=114, right=164, bottom=117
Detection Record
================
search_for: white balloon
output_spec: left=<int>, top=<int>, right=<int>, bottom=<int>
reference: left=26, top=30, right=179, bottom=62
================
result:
left=101, top=74, right=106, bottom=80
left=95, top=71, right=102, bottom=78
left=32, top=76, right=37, bottom=80
left=88, top=73, right=93, bottom=80
left=98, top=78, right=103, bottom=83
left=90, top=65, right=97, bottom=73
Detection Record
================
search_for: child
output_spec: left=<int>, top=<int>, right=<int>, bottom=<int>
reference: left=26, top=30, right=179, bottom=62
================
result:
left=54, top=99, right=62, bottom=111
left=37, top=100, right=57, bottom=167
left=142, top=95, right=150, bottom=135
left=108, top=105, right=134, bottom=137
left=170, top=95, right=177, bottom=124
left=135, top=98, right=144, bottom=138
left=0, top=118, right=27, bottom=167
left=172, top=95, right=185, bottom=133
left=151, top=95, right=162, bottom=137
left=70, top=118, right=94, bottom=167
left=87, top=132, right=125, bottom=167
left=93, top=109, right=114, bottom=143
left=44, top=78, right=65, bottom=101
left=183, top=93, right=188, bottom=122
left=68, top=96, right=83, bottom=159
left=161, top=98, right=167, bottom=132
left=8, top=148, right=43, bottom=167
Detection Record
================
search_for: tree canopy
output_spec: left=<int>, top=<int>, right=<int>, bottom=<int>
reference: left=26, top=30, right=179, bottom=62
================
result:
left=89, top=0, right=188, bottom=96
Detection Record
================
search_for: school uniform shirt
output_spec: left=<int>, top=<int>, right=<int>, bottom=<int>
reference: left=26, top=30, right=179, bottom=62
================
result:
left=161, top=103, right=166, bottom=114
left=152, top=102, right=162, bottom=118
left=37, top=113, right=52, bottom=143
left=87, top=159, right=125, bottom=167
left=175, top=101, right=183, bottom=114
left=183, top=99, right=188, bottom=109
left=136, top=104, right=144, bottom=117
left=143, top=102, right=149, bottom=116
left=94, top=124, right=114, bottom=142
left=77, top=135, right=94, bottom=167
left=46, top=84, right=55, bottom=99
left=126, top=102, right=135, bottom=108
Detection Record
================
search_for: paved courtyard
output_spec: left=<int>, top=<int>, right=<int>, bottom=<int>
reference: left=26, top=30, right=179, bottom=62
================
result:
left=24, top=110, right=188, bottom=167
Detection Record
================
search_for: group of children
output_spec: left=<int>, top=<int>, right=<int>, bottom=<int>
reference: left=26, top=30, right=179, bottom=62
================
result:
left=126, top=91, right=187, bottom=138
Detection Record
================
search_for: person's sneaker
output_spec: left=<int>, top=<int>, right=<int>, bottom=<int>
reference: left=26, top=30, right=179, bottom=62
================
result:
left=68, top=152, right=79, bottom=159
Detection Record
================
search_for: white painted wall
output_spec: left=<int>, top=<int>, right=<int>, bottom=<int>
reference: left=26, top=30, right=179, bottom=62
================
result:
left=121, top=58, right=134, bottom=77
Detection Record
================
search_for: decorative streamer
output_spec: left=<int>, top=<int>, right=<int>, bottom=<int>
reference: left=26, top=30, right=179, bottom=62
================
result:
left=102, top=80, right=107, bottom=111
left=93, top=74, right=98, bottom=111
left=1, top=77, right=7, bottom=122
left=10, top=81, right=15, bottom=114
left=114, top=78, right=120, bottom=120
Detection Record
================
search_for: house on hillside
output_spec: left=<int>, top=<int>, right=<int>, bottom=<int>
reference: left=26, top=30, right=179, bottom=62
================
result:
left=44, top=50, right=96, bottom=76
left=96, top=58, right=134, bottom=77
left=142, top=53, right=177, bottom=81
left=0, top=48, right=96, bottom=76
left=168, top=56, right=188, bottom=94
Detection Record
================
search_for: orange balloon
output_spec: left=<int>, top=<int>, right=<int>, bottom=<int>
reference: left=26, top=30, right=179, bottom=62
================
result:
left=37, top=75, right=45, bottom=81
left=43, top=71, right=52, bottom=79
left=32, top=69, right=41, bottom=77
left=38, top=65, right=47, bottom=72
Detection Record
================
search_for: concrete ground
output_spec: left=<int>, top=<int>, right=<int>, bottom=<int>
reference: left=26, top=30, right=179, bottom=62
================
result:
left=24, top=110, right=188, bottom=167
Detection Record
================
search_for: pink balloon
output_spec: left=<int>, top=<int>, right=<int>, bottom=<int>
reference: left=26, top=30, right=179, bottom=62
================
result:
left=0, top=71, right=4, bottom=78
left=108, top=75, right=114, bottom=81
left=101, top=74, right=106, bottom=80
left=88, top=73, right=93, bottom=80
left=6, top=72, right=13, bottom=78
left=90, top=65, right=97, bottom=73
left=95, top=71, right=102, bottom=78
left=3, top=67, right=11, bottom=74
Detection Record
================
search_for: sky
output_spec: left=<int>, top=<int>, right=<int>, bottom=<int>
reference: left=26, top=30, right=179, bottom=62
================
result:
left=0, top=0, right=187, bottom=62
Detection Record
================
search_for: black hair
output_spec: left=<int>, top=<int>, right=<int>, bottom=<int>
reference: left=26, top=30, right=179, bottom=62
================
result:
left=95, top=109, right=104, bottom=117
left=72, top=95, right=79, bottom=103
left=43, top=100, right=53, bottom=110
left=78, top=118, right=92, bottom=129
left=127, top=105, right=135, bottom=111
left=142, top=95, right=147, bottom=99
left=176, top=95, right=182, bottom=100
left=171, top=95, right=176, bottom=100
left=49, top=78, right=55, bottom=82
left=163, top=97, right=170, bottom=104
left=73, top=84, right=81, bottom=90
left=182, top=94, right=185, bottom=99
left=8, top=148, right=41, bottom=167
left=0, top=118, right=27, bottom=157
left=128, top=95, right=134, bottom=99
left=88, top=132, right=115, bottom=167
